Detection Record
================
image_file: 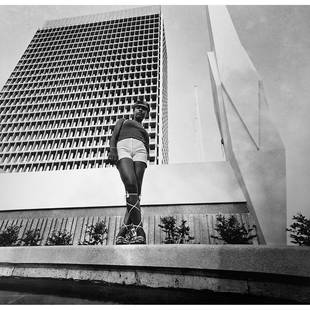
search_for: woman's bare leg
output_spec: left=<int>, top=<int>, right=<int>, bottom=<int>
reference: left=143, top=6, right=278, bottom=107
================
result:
left=132, top=161, right=147, bottom=242
left=134, top=161, right=147, bottom=196
left=121, top=161, right=146, bottom=224
left=117, top=158, right=140, bottom=225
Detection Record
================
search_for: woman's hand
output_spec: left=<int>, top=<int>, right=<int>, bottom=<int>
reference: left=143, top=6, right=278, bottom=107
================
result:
left=108, top=147, right=118, bottom=165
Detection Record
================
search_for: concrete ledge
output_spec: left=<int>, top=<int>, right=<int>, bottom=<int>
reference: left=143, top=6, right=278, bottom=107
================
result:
left=0, top=245, right=309, bottom=303
left=0, top=245, right=309, bottom=277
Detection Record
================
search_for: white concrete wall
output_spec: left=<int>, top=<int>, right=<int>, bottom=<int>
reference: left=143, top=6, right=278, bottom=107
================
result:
left=0, top=161, right=245, bottom=211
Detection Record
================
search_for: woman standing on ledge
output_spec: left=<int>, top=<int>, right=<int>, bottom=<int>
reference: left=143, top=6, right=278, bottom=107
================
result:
left=108, top=100, right=150, bottom=245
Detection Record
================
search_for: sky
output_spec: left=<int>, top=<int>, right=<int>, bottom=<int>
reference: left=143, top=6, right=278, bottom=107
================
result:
left=0, top=5, right=309, bottom=226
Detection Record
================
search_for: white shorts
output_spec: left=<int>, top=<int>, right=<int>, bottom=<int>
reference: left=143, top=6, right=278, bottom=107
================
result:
left=117, top=138, right=147, bottom=165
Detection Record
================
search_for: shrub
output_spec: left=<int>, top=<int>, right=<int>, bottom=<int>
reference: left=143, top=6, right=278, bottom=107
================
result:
left=211, top=214, right=257, bottom=244
left=158, top=216, right=194, bottom=244
left=20, top=228, right=42, bottom=246
left=0, top=224, right=21, bottom=246
left=80, top=220, right=108, bottom=245
left=158, top=216, right=177, bottom=244
left=287, top=213, right=310, bottom=246
left=46, top=230, right=72, bottom=246
left=176, top=219, right=195, bottom=244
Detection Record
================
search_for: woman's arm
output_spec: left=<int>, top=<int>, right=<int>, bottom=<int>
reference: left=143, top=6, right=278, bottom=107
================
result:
left=145, top=131, right=150, bottom=161
left=109, top=118, right=124, bottom=148
left=108, top=118, right=124, bottom=163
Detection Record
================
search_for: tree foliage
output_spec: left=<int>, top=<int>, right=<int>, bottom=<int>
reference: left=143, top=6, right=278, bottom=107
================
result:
left=80, top=220, right=108, bottom=245
left=46, top=230, right=72, bottom=246
left=287, top=213, right=310, bottom=246
left=212, top=214, right=257, bottom=244
left=158, top=216, right=194, bottom=244
left=0, top=224, right=21, bottom=246
left=20, top=229, right=42, bottom=246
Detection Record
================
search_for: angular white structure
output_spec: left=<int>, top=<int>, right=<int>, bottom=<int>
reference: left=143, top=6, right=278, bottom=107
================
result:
left=207, top=6, right=286, bottom=244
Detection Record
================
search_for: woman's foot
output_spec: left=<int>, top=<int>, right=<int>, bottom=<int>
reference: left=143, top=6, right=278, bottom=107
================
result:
left=129, top=223, right=146, bottom=244
left=115, top=225, right=130, bottom=245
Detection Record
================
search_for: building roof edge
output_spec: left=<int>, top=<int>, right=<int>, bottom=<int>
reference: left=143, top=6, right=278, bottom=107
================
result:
left=41, top=5, right=161, bottom=30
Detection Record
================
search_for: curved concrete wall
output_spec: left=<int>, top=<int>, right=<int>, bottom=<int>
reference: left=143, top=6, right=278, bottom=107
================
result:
left=0, top=245, right=308, bottom=303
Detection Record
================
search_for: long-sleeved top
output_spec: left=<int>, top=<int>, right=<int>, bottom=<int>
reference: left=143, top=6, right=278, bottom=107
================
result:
left=113, top=118, right=150, bottom=156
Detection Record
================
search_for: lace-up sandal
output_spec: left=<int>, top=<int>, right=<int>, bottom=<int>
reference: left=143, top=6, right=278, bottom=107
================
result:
left=129, top=222, right=146, bottom=244
left=115, top=224, right=130, bottom=245
left=125, top=194, right=146, bottom=244
left=116, top=192, right=139, bottom=245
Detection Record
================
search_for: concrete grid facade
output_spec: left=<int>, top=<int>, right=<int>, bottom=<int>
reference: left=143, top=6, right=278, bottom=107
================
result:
left=0, top=6, right=168, bottom=173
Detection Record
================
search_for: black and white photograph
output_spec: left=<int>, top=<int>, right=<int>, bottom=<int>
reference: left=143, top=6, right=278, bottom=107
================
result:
left=0, top=2, right=309, bottom=305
